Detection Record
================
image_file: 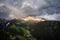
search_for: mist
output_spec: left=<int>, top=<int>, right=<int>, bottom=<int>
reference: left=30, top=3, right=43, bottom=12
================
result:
left=0, top=0, right=60, bottom=21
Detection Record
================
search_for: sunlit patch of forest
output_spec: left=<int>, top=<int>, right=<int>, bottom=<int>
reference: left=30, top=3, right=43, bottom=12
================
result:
left=0, top=18, right=60, bottom=40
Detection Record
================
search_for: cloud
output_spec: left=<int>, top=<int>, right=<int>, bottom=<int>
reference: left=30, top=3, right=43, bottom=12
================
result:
left=0, top=0, right=60, bottom=21
left=36, top=14, right=60, bottom=21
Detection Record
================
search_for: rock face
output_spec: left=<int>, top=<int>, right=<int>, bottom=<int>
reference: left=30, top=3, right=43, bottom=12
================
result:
left=31, top=21, right=60, bottom=40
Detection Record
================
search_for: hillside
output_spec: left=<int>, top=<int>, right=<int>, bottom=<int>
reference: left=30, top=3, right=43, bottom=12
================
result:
left=0, top=18, right=60, bottom=40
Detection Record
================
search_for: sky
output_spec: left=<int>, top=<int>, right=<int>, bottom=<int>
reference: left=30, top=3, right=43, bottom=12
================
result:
left=0, top=0, right=60, bottom=21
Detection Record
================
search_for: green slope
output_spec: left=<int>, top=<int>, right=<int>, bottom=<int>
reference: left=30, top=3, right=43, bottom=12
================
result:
left=0, top=19, right=60, bottom=40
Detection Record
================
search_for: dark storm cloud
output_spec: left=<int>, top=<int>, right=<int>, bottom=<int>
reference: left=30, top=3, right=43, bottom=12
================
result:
left=0, top=0, right=60, bottom=21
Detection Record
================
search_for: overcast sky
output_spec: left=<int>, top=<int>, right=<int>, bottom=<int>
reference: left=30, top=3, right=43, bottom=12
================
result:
left=0, top=0, right=60, bottom=21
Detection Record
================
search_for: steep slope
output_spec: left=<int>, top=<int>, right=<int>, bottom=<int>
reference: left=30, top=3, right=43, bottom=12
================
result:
left=0, top=18, right=60, bottom=40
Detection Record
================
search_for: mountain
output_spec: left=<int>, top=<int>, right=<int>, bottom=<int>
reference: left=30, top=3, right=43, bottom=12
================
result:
left=0, top=18, right=60, bottom=40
